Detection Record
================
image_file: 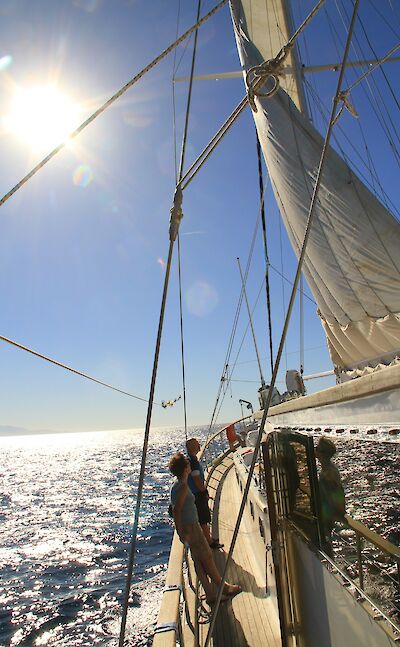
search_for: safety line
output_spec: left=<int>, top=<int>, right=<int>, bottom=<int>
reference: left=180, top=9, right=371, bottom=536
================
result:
left=0, top=333, right=154, bottom=404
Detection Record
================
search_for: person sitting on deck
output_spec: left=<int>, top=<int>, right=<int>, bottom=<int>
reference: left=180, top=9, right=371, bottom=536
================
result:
left=186, top=437, right=223, bottom=550
left=315, top=436, right=346, bottom=553
left=169, top=452, right=241, bottom=606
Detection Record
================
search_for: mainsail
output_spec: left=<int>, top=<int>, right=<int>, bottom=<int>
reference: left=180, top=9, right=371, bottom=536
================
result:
left=230, top=0, right=400, bottom=373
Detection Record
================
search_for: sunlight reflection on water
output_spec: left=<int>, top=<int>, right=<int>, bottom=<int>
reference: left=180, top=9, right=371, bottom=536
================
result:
left=0, top=426, right=398, bottom=645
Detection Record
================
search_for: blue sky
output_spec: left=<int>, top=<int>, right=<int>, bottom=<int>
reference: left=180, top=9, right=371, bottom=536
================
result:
left=0, top=0, right=398, bottom=432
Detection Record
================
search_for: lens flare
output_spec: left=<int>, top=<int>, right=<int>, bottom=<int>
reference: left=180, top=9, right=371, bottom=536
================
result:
left=185, top=281, right=218, bottom=316
left=73, top=164, right=94, bottom=188
left=0, top=55, right=12, bottom=71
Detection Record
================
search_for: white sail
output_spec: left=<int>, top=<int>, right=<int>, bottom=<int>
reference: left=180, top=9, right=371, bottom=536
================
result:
left=230, top=0, right=400, bottom=372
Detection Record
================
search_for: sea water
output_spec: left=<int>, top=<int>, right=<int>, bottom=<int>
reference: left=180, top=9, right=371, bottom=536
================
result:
left=0, top=426, right=398, bottom=646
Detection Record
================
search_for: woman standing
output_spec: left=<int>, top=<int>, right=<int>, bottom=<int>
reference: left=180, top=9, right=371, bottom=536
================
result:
left=169, top=452, right=241, bottom=606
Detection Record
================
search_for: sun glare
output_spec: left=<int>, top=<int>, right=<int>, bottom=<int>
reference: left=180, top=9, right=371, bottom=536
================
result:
left=3, top=85, right=81, bottom=153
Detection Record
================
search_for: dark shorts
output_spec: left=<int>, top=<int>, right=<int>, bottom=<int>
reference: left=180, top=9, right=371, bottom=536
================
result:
left=195, top=490, right=211, bottom=525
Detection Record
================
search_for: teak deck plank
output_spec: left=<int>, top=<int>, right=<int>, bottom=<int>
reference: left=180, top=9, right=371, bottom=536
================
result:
left=182, top=455, right=281, bottom=647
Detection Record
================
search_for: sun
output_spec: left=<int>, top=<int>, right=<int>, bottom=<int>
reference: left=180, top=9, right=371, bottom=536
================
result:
left=3, top=85, right=82, bottom=153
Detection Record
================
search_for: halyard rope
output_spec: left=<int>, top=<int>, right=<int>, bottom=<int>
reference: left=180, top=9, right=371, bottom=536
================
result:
left=205, top=1, right=361, bottom=643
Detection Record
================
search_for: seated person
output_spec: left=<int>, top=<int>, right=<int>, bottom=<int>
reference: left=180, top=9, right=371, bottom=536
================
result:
left=186, top=437, right=223, bottom=549
left=169, top=452, right=241, bottom=606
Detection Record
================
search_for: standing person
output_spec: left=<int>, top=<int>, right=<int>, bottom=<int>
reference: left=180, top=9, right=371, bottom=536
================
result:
left=315, top=436, right=346, bottom=553
left=169, top=452, right=241, bottom=606
left=186, top=437, right=223, bottom=549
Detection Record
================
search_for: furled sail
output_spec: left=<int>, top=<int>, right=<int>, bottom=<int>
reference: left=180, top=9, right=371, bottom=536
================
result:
left=230, top=0, right=400, bottom=372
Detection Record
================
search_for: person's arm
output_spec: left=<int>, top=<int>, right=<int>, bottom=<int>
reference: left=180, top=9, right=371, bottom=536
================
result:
left=189, top=455, right=207, bottom=493
left=173, top=483, right=189, bottom=543
left=192, top=473, right=207, bottom=493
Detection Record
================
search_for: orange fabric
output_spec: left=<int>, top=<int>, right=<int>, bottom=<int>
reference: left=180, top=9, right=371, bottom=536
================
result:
left=226, top=424, right=236, bottom=442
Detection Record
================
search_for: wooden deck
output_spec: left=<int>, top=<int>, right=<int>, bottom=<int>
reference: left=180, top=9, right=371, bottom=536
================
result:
left=182, top=455, right=282, bottom=646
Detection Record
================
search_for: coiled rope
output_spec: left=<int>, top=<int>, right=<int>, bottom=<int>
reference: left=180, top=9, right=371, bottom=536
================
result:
left=246, top=0, right=326, bottom=112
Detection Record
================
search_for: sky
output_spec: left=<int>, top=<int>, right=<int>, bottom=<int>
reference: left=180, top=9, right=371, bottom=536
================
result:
left=0, top=0, right=399, bottom=433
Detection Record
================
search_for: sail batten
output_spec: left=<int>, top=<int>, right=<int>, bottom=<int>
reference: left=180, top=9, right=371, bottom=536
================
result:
left=230, top=0, right=400, bottom=371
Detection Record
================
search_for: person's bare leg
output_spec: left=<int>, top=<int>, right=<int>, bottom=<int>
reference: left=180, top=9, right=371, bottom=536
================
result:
left=201, top=522, right=212, bottom=544
left=200, top=554, right=241, bottom=596
left=193, top=560, right=214, bottom=601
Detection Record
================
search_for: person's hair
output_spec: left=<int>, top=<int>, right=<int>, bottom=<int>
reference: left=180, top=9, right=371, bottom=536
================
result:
left=169, top=452, right=188, bottom=478
left=316, top=436, right=336, bottom=458
left=186, top=437, right=198, bottom=452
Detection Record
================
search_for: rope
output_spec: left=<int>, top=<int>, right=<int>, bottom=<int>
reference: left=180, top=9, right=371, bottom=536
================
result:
left=180, top=96, right=248, bottom=190
left=237, top=257, right=265, bottom=386
left=335, top=0, right=400, bottom=164
left=0, top=333, right=155, bottom=404
left=333, top=42, right=400, bottom=124
left=214, top=276, right=266, bottom=423
left=118, top=236, right=176, bottom=646
left=175, top=0, right=202, bottom=441
left=0, top=0, right=228, bottom=210
left=205, top=2, right=361, bottom=642
left=246, top=0, right=327, bottom=112
left=256, top=133, right=274, bottom=377
left=177, top=237, right=188, bottom=441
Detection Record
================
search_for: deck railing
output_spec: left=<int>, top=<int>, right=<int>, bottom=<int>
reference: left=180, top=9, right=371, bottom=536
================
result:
left=153, top=417, right=251, bottom=646
left=332, top=515, right=400, bottom=624
left=153, top=424, right=400, bottom=644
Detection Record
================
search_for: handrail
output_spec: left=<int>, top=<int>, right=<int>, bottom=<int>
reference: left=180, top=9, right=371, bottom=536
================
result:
left=345, top=514, right=400, bottom=561
left=199, top=413, right=254, bottom=465
left=153, top=533, right=184, bottom=646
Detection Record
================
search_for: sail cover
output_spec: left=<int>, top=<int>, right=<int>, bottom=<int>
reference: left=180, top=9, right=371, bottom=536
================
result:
left=230, top=0, right=400, bottom=372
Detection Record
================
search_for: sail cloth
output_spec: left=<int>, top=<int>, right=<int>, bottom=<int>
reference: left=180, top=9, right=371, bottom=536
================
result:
left=230, top=0, right=400, bottom=372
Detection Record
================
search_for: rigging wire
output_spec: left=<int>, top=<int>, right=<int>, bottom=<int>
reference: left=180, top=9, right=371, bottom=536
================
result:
left=356, top=13, right=400, bottom=115
left=214, top=275, right=267, bottom=423
left=278, top=215, right=288, bottom=371
left=303, top=78, right=400, bottom=218
left=335, top=0, right=400, bottom=164
left=341, top=41, right=400, bottom=97
left=256, top=132, right=274, bottom=376
left=172, top=0, right=182, bottom=179
left=237, top=257, right=265, bottom=386
left=0, top=334, right=156, bottom=404
left=206, top=167, right=269, bottom=437
left=368, top=0, right=400, bottom=40
left=205, top=3, right=361, bottom=641
left=175, top=0, right=203, bottom=441
left=0, top=0, right=229, bottom=210
left=118, top=235, right=177, bottom=646
left=323, top=1, right=400, bottom=170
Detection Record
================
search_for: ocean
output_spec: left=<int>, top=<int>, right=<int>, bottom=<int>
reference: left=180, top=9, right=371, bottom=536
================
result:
left=0, top=425, right=399, bottom=646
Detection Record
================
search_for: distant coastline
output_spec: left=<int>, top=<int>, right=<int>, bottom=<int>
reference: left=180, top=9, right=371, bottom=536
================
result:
left=0, top=425, right=101, bottom=437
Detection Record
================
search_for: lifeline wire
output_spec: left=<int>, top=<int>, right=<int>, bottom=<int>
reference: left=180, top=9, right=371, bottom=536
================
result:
left=0, top=334, right=154, bottom=404
left=0, top=0, right=228, bottom=209
left=205, top=1, right=361, bottom=643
